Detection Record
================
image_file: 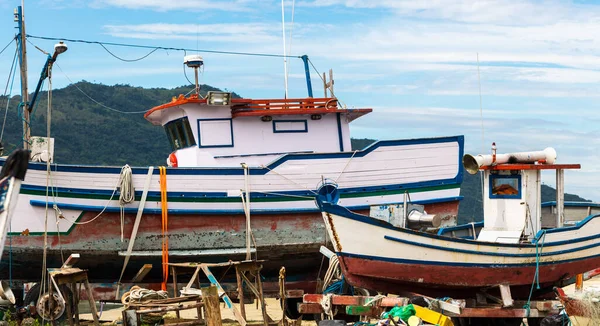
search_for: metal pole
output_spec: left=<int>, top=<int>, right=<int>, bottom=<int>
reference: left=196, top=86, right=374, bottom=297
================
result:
left=16, top=5, right=29, bottom=150
left=556, top=169, right=564, bottom=228
left=301, top=55, right=313, bottom=98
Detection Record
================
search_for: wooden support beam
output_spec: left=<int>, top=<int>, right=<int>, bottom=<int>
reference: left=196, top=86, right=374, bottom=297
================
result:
left=202, top=285, right=222, bottom=326
left=131, top=264, right=153, bottom=283
left=61, top=254, right=80, bottom=269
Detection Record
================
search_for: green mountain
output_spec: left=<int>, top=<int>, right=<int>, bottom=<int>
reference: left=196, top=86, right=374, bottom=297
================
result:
left=0, top=82, right=240, bottom=165
left=0, top=82, right=589, bottom=222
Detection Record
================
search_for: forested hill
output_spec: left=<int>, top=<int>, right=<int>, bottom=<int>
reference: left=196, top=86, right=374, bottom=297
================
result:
left=0, top=82, right=240, bottom=165
left=0, top=83, right=588, bottom=221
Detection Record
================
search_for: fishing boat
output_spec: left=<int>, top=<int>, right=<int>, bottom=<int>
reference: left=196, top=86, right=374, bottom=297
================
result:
left=319, top=144, right=600, bottom=300
left=1, top=7, right=465, bottom=284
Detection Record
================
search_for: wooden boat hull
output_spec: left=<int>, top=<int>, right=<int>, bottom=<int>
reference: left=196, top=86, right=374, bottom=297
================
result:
left=1, top=136, right=464, bottom=282
left=320, top=202, right=600, bottom=299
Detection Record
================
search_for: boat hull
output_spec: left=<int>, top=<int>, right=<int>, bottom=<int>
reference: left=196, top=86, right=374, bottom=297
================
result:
left=321, top=202, right=600, bottom=299
left=2, top=136, right=464, bottom=283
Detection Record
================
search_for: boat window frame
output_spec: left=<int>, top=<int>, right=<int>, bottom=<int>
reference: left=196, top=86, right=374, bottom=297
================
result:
left=164, top=117, right=197, bottom=151
left=196, top=118, right=235, bottom=148
left=489, top=173, right=522, bottom=199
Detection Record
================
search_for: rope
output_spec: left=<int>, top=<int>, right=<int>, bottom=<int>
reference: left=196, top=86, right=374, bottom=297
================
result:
left=523, top=230, right=547, bottom=322
left=121, top=286, right=168, bottom=306
left=335, top=150, right=358, bottom=182
left=27, top=34, right=303, bottom=59
left=54, top=63, right=148, bottom=114
left=0, top=37, right=15, bottom=57
left=116, top=166, right=154, bottom=298
left=0, top=46, right=18, bottom=143
left=320, top=293, right=334, bottom=319
left=119, top=165, right=135, bottom=241
left=322, top=255, right=341, bottom=293
left=64, top=165, right=132, bottom=225
left=159, top=166, right=169, bottom=291
left=259, top=164, right=318, bottom=195
left=252, top=190, right=314, bottom=200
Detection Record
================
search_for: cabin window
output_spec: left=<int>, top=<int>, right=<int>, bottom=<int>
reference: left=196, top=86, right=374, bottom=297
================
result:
left=489, top=174, right=521, bottom=199
left=164, top=117, right=196, bottom=151
left=197, top=118, right=234, bottom=148
left=273, top=120, right=308, bottom=133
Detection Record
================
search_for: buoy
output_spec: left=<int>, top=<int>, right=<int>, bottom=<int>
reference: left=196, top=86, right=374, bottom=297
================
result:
left=167, top=152, right=178, bottom=167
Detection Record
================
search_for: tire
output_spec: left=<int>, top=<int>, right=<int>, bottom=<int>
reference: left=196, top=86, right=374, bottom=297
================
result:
left=23, top=283, right=73, bottom=322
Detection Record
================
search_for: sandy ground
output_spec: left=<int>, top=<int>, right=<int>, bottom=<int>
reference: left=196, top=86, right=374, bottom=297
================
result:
left=78, top=276, right=600, bottom=325
left=79, top=297, right=309, bottom=325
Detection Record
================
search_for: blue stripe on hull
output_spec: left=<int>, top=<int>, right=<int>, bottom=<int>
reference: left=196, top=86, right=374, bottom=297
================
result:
left=30, top=196, right=463, bottom=215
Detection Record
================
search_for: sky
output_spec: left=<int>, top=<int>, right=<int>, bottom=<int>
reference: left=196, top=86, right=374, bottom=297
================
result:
left=1, top=0, right=600, bottom=200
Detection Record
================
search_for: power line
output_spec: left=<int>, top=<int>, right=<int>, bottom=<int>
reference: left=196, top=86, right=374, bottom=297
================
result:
left=100, top=43, right=159, bottom=62
left=27, top=34, right=303, bottom=59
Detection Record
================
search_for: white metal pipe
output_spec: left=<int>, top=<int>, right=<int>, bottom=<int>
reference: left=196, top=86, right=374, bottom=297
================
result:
left=463, top=147, right=557, bottom=175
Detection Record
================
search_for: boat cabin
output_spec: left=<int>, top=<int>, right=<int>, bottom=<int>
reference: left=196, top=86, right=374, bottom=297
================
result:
left=144, top=93, right=372, bottom=167
left=462, top=146, right=581, bottom=243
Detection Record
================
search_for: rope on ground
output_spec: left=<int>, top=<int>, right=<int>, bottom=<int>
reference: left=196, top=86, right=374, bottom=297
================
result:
left=121, top=286, right=168, bottom=305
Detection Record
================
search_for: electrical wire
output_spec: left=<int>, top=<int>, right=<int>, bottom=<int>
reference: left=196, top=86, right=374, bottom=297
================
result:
left=100, top=43, right=159, bottom=62
left=0, top=37, right=16, bottom=57
left=54, top=63, right=148, bottom=114
left=27, top=34, right=302, bottom=59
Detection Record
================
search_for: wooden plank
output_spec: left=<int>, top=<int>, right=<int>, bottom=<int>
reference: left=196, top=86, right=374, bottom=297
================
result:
left=285, top=289, right=304, bottom=298
left=200, top=265, right=247, bottom=326
left=131, top=264, right=153, bottom=283
left=201, top=286, right=222, bottom=326
left=297, top=303, right=322, bottom=314
left=302, top=294, right=408, bottom=307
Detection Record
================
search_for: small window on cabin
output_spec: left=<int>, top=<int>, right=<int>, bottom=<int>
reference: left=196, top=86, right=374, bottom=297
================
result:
left=489, top=174, right=521, bottom=199
left=273, top=120, right=308, bottom=133
left=164, top=117, right=196, bottom=151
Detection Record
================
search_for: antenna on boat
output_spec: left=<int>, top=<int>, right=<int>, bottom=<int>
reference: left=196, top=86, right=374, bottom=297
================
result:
left=281, top=0, right=289, bottom=98
left=184, top=55, right=204, bottom=96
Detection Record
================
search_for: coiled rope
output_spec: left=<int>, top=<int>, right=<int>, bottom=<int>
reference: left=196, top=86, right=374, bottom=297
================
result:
left=119, top=165, right=135, bottom=241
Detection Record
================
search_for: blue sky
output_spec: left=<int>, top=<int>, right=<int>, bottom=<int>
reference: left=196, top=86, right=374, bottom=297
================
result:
left=1, top=0, right=600, bottom=200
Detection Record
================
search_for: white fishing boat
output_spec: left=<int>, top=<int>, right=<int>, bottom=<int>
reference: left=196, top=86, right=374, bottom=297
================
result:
left=319, top=144, right=600, bottom=300
left=1, top=5, right=465, bottom=284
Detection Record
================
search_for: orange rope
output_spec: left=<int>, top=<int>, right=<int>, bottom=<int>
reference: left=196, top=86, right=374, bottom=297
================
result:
left=159, top=166, right=169, bottom=291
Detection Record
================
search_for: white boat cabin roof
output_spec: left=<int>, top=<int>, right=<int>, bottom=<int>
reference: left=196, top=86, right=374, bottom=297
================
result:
left=144, top=93, right=372, bottom=167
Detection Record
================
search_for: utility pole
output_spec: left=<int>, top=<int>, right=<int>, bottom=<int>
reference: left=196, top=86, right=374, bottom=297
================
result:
left=15, top=5, right=30, bottom=151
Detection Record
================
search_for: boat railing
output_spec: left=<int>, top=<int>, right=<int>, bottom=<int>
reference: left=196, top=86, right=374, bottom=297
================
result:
left=231, top=97, right=338, bottom=112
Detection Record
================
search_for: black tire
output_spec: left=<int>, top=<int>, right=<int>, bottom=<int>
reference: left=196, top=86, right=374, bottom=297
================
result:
left=23, top=283, right=73, bottom=322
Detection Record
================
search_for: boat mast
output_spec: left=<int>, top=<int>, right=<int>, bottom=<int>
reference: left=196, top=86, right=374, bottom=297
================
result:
left=15, top=4, right=30, bottom=151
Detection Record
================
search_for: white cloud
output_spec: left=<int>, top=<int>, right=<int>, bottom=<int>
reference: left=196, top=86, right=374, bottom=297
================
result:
left=104, top=23, right=280, bottom=43
left=91, top=0, right=257, bottom=12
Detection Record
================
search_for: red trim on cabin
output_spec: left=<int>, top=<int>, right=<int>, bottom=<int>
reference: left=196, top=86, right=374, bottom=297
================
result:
left=481, top=163, right=581, bottom=171
left=144, top=94, right=206, bottom=118
left=144, top=95, right=372, bottom=121
left=232, top=108, right=372, bottom=118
